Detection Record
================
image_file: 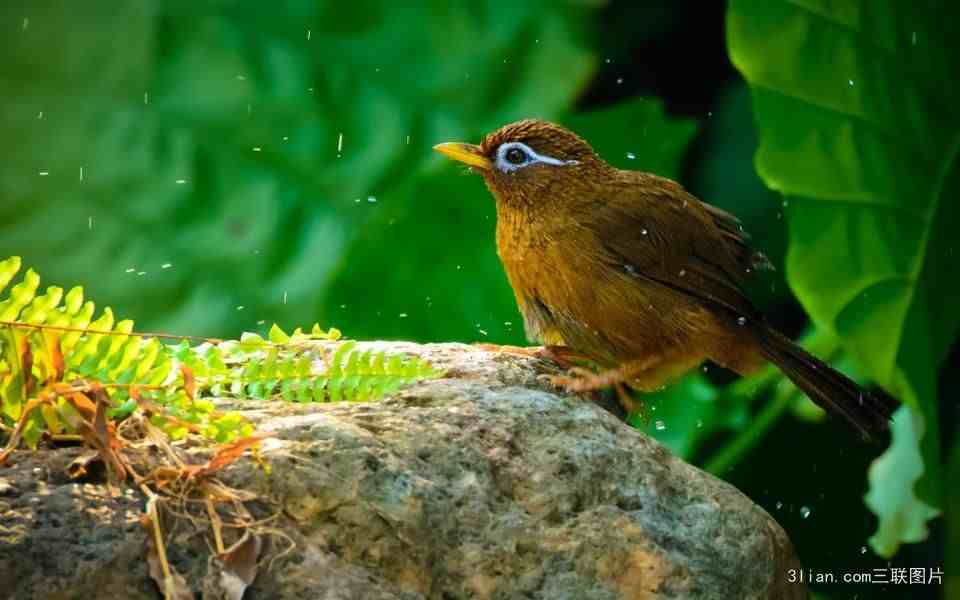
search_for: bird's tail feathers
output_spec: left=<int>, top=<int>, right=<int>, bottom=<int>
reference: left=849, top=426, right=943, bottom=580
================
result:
left=752, top=323, right=897, bottom=442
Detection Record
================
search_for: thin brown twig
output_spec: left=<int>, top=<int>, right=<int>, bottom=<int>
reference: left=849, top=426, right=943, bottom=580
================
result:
left=0, top=320, right=222, bottom=344
left=206, top=497, right=226, bottom=554
left=145, top=494, right=177, bottom=599
left=1, top=320, right=341, bottom=352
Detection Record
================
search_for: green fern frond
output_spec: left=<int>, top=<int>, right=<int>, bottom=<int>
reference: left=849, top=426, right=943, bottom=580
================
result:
left=217, top=335, right=443, bottom=404
left=0, top=256, right=443, bottom=451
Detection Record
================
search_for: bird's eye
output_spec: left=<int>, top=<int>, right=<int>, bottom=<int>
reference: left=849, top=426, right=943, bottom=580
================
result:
left=505, top=147, right=527, bottom=164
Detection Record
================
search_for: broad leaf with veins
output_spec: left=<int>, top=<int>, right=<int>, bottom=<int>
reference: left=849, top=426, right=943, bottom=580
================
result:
left=728, top=0, right=958, bottom=556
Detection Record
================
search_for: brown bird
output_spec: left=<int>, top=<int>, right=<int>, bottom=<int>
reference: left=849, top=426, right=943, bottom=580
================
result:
left=434, top=119, right=897, bottom=440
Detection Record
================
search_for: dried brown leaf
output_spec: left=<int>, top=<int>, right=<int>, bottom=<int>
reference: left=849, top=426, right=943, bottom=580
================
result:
left=75, top=385, right=127, bottom=484
left=0, top=394, right=46, bottom=464
left=180, top=363, right=196, bottom=401
left=206, top=532, right=261, bottom=600
left=43, top=330, right=65, bottom=383
left=185, top=435, right=267, bottom=480
left=19, top=333, right=35, bottom=397
left=65, top=449, right=102, bottom=480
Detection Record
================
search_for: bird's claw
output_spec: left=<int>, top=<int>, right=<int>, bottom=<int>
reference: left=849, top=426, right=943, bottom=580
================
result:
left=538, top=367, right=608, bottom=393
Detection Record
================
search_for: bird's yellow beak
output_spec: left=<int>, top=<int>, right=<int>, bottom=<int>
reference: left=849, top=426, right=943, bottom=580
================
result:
left=433, top=142, right=492, bottom=170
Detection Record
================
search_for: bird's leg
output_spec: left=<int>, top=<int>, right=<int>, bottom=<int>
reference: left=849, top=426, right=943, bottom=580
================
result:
left=473, top=343, right=591, bottom=369
left=540, top=345, right=594, bottom=369
left=473, top=343, right=541, bottom=356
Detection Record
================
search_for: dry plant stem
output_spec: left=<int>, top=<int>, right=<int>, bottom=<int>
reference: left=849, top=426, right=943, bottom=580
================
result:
left=207, top=497, right=226, bottom=554
left=1, top=319, right=336, bottom=354
left=0, top=319, right=222, bottom=344
left=146, top=494, right=177, bottom=600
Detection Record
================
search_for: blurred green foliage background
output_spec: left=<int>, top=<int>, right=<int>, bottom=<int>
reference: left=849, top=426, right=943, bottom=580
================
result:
left=1, top=1, right=957, bottom=597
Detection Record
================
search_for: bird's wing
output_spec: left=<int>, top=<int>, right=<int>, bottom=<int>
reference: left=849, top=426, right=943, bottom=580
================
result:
left=593, top=174, right=769, bottom=322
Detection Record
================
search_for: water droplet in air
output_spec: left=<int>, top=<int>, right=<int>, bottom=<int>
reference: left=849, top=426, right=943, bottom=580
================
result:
left=616, top=77, right=624, bottom=84
left=37, top=111, right=43, bottom=119
left=337, top=133, right=343, bottom=153
left=399, top=313, right=408, bottom=318
left=641, top=229, right=648, bottom=235
left=125, top=267, right=135, bottom=273
left=22, top=17, right=29, bottom=30
left=678, top=269, right=686, bottom=277
left=236, top=305, right=245, bottom=311
left=161, top=263, right=172, bottom=269
left=367, top=196, right=377, bottom=203
left=775, top=501, right=783, bottom=510
left=282, top=291, right=288, bottom=304
left=737, top=317, right=747, bottom=326
left=605, top=58, right=611, bottom=64
left=626, top=152, right=636, bottom=160
left=848, top=79, right=854, bottom=86
left=800, top=506, right=811, bottom=519
left=252, top=147, right=262, bottom=152
left=175, top=179, right=187, bottom=184
left=860, top=546, right=868, bottom=554
left=306, top=29, right=312, bottom=41
left=911, top=31, right=917, bottom=45
left=655, top=420, right=666, bottom=431
left=38, top=171, right=49, bottom=176
left=695, top=419, right=703, bottom=429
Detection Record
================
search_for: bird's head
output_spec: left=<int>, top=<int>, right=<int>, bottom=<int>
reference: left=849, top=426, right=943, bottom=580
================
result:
left=434, top=119, right=610, bottom=210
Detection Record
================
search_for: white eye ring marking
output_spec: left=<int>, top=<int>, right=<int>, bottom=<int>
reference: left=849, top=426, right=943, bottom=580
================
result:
left=495, top=141, right=579, bottom=173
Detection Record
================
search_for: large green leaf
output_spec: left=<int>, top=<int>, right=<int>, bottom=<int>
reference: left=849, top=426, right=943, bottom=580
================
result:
left=0, top=1, right=594, bottom=337
left=321, top=98, right=697, bottom=343
left=727, top=0, right=958, bottom=551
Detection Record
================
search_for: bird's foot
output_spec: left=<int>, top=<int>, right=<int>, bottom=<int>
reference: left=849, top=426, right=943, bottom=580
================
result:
left=544, top=366, right=628, bottom=393
left=540, top=358, right=658, bottom=417
left=537, top=370, right=640, bottom=421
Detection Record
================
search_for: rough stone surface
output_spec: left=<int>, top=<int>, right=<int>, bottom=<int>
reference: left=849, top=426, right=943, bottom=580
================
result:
left=0, top=342, right=806, bottom=599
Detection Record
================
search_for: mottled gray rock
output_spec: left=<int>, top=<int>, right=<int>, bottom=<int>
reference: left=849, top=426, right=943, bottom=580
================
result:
left=0, top=342, right=805, bottom=600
